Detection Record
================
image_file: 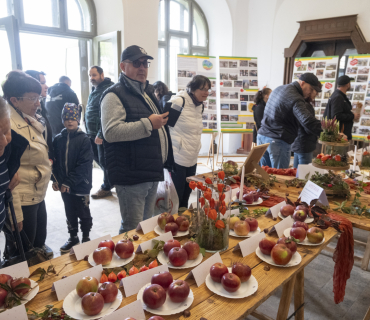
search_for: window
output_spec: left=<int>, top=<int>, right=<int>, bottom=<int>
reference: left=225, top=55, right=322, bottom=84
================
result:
left=158, top=0, right=209, bottom=90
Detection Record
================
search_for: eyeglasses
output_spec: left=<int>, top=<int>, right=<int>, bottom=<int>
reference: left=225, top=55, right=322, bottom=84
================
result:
left=127, top=60, right=151, bottom=68
left=198, top=88, right=212, bottom=93
left=16, top=96, right=43, bottom=103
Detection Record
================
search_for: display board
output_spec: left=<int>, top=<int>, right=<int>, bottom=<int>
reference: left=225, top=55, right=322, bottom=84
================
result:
left=219, top=56, right=258, bottom=133
left=344, top=54, right=370, bottom=140
left=292, top=56, right=339, bottom=120
left=177, top=54, right=217, bottom=132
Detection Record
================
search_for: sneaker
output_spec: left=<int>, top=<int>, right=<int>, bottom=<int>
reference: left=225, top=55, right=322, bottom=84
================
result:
left=91, top=188, right=112, bottom=199
left=82, top=237, right=90, bottom=243
left=41, top=245, right=54, bottom=259
left=60, top=237, right=80, bottom=253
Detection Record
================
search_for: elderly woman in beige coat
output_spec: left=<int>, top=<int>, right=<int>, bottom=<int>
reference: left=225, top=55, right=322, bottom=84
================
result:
left=2, top=71, right=52, bottom=256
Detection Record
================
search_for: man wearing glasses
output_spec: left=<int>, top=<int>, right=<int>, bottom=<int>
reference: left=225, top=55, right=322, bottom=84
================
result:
left=101, top=45, right=174, bottom=234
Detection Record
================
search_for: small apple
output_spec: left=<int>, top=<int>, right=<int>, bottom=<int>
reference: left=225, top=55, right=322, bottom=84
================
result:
left=230, top=216, right=240, bottom=230
left=259, top=238, right=276, bottom=255
left=209, top=263, right=229, bottom=283
left=234, top=220, right=250, bottom=236
left=245, top=218, right=258, bottom=231
left=280, top=204, right=295, bottom=217
left=76, top=276, right=99, bottom=298
left=98, top=281, right=118, bottom=303
left=168, top=247, right=188, bottom=266
left=243, top=193, right=254, bottom=204
left=0, top=288, right=7, bottom=307
left=221, top=273, right=241, bottom=292
left=290, top=227, right=307, bottom=242
left=231, top=262, right=251, bottom=282
left=182, top=241, right=200, bottom=260
left=292, top=210, right=307, bottom=222
left=10, top=277, right=31, bottom=297
left=93, top=247, right=113, bottom=265
left=98, top=239, right=115, bottom=253
left=236, top=189, right=247, bottom=198
left=277, top=236, right=298, bottom=254
left=293, top=221, right=309, bottom=231
left=158, top=213, right=175, bottom=230
left=165, top=222, right=179, bottom=236
left=163, top=239, right=181, bottom=256
left=176, top=216, right=189, bottom=231
left=251, top=192, right=259, bottom=202
left=81, top=292, right=105, bottom=316
left=168, top=279, right=190, bottom=303
left=271, top=244, right=293, bottom=265
left=142, top=284, right=166, bottom=309
left=0, top=274, right=12, bottom=284
left=307, top=227, right=324, bottom=244
left=151, top=271, right=173, bottom=291
left=115, top=239, right=134, bottom=259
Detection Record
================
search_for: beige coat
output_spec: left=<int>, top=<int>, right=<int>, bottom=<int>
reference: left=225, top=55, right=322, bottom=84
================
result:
left=10, top=107, right=51, bottom=207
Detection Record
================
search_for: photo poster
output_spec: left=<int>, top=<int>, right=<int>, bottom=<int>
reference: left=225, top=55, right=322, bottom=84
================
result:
left=292, top=56, right=339, bottom=121
left=177, top=54, right=218, bottom=132
left=219, top=56, right=258, bottom=133
left=345, top=54, right=370, bottom=140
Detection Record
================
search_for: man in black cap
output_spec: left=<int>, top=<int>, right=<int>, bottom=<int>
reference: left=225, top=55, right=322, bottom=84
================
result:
left=323, top=75, right=359, bottom=140
left=257, top=73, right=322, bottom=168
left=100, top=45, right=174, bottom=234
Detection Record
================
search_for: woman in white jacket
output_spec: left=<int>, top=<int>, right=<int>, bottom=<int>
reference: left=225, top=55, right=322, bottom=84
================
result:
left=169, top=75, right=211, bottom=208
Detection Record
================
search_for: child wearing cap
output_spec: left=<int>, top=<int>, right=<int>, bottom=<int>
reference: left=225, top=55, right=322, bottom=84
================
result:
left=52, top=103, right=94, bottom=252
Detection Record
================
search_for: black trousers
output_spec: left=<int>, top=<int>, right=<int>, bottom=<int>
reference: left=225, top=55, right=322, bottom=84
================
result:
left=171, top=163, right=197, bottom=208
left=89, top=136, right=111, bottom=191
left=22, top=200, right=47, bottom=248
left=61, top=193, right=93, bottom=237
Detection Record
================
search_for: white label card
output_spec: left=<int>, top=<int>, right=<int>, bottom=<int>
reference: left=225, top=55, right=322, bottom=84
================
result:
left=135, top=232, right=173, bottom=253
left=70, top=234, right=112, bottom=260
left=233, top=232, right=265, bottom=257
left=297, top=164, right=328, bottom=179
left=136, top=215, right=159, bottom=234
left=274, top=215, right=294, bottom=238
left=270, top=201, right=286, bottom=219
left=120, top=264, right=169, bottom=297
left=1, top=261, right=29, bottom=278
left=223, top=208, right=240, bottom=220
left=102, top=300, right=145, bottom=320
left=185, top=252, right=222, bottom=287
left=52, top=265, right=103, bottom=301
left=300, top=180, right=329, bottom=207
left=0, top=305, right=28, bottom=320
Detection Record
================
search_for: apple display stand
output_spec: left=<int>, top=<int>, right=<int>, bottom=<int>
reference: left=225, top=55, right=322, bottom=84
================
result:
left=238, top=143, right=270, bottom=180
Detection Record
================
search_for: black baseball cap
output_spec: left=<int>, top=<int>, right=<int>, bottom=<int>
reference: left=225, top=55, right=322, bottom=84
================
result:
left=121, top=45, right=153, bottom=62
left=299, top=73, right=322, bottom=92
left=337, top=75, right=355, bottom=86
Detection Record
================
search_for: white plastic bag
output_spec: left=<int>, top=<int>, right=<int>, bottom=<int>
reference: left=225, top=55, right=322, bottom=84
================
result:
left=154, top=169, right=179, bottom=215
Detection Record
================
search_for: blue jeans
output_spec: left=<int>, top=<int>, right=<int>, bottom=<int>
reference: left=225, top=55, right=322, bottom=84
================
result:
left=257, top=134, right=291, bottom=169
left=293, top=152, right=313, bottom=168
left=116, top=182, right=159, bottom=234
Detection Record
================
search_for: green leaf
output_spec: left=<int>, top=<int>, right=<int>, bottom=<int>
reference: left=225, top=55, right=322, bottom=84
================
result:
left=199, top=247, right=206, bottom=257
left=14, top=283, right=31, bottom=290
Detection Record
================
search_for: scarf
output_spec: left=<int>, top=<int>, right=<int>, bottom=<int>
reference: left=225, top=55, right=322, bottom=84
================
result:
left=188, top=92, right=203, bottom=107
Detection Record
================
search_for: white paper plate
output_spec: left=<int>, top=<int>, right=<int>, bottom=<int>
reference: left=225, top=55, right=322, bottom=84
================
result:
left=205, top=267, right=258, bottom=299
left=154, top=225, right=189, bottom=238
left=278, top=212, right=314, bottom=223
left=137, top=282, right=194, bottom=316
left=88, top=251, right=135, bottom=269
left=283, top=228, right=325, bottom=246
left=232, top=196, right=263, bottom=206
left=255, top=247, right=302, bottom=267
left=0, top=279, right=40, bottom=310
left=157, top=250, right=203, bottom=269
left=229, top=227, right=261, bottom=238
left=63, top=287, right=122, bottom=319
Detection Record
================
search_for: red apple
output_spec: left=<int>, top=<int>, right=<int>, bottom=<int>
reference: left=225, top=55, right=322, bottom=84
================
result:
left=259, top=238, right=276, bottom=255
left=176, top=216, right=189, bottom=231
left=307, top=227, right=324, bottom=244
left=231, top=262, right=251, bottom=283
left=0, top=288, right=7, bottom=307
left=209, top=263, right=229, bottom=283
left=10, top=277, right=31, bottom=297
left=277, top=236, right=298, bottom=254
left=98, top=281, right=118, bottom=303
left=280, top=204, right=295, bottom=217
left=81, top=292, right=105, bottom=316
left=182, top=241, right=200, bottom=260
left=76, top=276, right=99, bottom=298
left=296, top=205, right=309, bottom=217
left=148, top=316, right=165, bottom=320
left=293, top=221, right=309, bottom=231
left=245, top=218, right=258, bottom=231
left=290, top=227, right=307, bottom=242
left=158, top=213, right=175, bottom=230
left=0, top=274, right=12, bottom=284
left=234, top=220, right=250, bottom=236
left=93, top=247, right=113, bottom=265
left=236, top=189, right=247, bottom=198
left=151, top=271, right=173, bottom=291
left=243, top=193, right=254, bottom=204
left=292, top=210, right=307, bottom=222
left=98, top=239, right=115, bottom=253
left=250, top=191, right=259, bottom=202
left=221, top=273, right=241, bottom=292
left=168, top=247, right=188, bottom=266
left=271, top=244, right=293, bottom=265
left=115, top=239, right=134, bottom=259
left=163, top=239, right=181, bottom=256
left=168, top=279, right=190, bottom=303
left=142, top=284, right=166, bottom=309
left=165, top=222, right=179, bottom=236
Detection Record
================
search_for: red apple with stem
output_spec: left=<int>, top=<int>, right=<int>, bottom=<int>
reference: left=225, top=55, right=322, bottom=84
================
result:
left=292, top=210, right=307, bottom=222
left=151, top=271, right=173, bottom=291
left=245, top=218, right=258, bottom=231
left=259, top=238, right=276, bottom=255
left=295, top=205, right=309, bottom=217
left=290, top=227, right=307, bottom=242
left=93, top=247, right=113, bottom=265
left=142, top=284, right=166, bottom=309
left=115, top=239, right=134, bottom=259
left=182, top=241, right=200, bottom=260
left=98, top=240, right=115, bottom=253
left=271, top=244, right=293, bottom=265
left=231, top=262, right=251, bottom=282
left=209, top=263, right=229, bottom=283
left=168, top=247, right=188, bottom=266
left=243, top=193, right=254, bottom=204
left=163, top=239, right=181, bottom=256
left=10, top=277, right=31, bottom=297
left=292, top=221, right=308, bottom=231
left=148, top=316, right=165, bottom=320
left=165, top=222, right=179, bottom=236
left=0, top=274, right=12, bottom=285
left=76, top=276, right=99, bottom=298
left=176, top=216, right=189, bottom=231
left=234, top=220, right=250, bottom=236
left=307, top=227, right=324, bottom=244
left=221, top=273, right=241, bottom=292
left=158, top=213, right=175, bottom=230
left=277, top=236, right=298, bottom=254
left=168, top=279, right=190, bottom=303
left=98, top=281, right=118, bottom=303
left=280, top=204, right=295, bottom=217
left=81, top=292, right=105, bottom=316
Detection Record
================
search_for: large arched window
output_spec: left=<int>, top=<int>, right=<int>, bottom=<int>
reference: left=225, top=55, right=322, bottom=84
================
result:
left=158, top=0, right=209, bottom=90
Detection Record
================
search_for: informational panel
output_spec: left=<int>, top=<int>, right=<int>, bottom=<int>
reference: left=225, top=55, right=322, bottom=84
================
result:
left=345, top=54, right=370, bottom=140
left=177, top=54, right=217, bottom=132
left=292, top=56, right=339, bottom=120
left=219, top=56, right=258, bottom=133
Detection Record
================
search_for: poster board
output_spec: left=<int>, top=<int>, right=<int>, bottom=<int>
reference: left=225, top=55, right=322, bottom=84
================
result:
left=345, top=54, right=370, bottom=140
left=292, top=56, right=339, bottom=120
left=177, top=54, right=218, bottom=132
left=237, top=143, right=269, bottom=179
left=219, top=56, right=258, bottom=133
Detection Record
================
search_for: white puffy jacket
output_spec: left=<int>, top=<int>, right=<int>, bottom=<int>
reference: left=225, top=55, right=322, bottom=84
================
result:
left=169, top=91, right=203, bottom=167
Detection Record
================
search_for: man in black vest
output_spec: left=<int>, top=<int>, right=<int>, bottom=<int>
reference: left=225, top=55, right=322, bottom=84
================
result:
left=101, top=45, right=174, bottom=234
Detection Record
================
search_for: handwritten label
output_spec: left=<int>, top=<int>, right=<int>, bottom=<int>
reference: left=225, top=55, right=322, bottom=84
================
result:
left=232, top=232, right=265, bottom=257
left=136, top=215, right=159, bottom=234
left=274, top=215, right=294, bottom=238
left=136, top=232, right=173, bottom=253
left=300, top=180, right=329, bottom=207
left=185, top=252, right=222, bottom=286
left=0, top=305, right=28, bottom=320
left=102, top=300, right=145, bottom=320
left=70, top=235, right=112, bottom=260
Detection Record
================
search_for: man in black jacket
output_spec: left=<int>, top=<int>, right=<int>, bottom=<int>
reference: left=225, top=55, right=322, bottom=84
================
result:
left=257, top=73, right=322, bottom=169
left=323, top=75, right=360, bottom=140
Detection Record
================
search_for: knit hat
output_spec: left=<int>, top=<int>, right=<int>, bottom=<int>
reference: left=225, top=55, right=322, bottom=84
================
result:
left=62, top=103, right=80, bottom=123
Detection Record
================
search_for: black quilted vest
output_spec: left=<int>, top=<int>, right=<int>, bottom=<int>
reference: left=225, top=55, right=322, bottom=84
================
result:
left=101, top=73, right=173, bottom=186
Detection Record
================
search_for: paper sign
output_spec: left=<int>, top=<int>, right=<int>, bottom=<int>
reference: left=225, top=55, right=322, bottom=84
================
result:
left=52, top=265, right=103, bottom=301
left=136, top=232, right=173, bottom=253
left=0, top=305, right=28, bottom=320
left=136, top=215, right=159, bottom=234
left=349, top=165, right=360, bottom=171
left=232, top=232, right=265, bottom=257
left=223, top=208, right=240, bottom=219
left=274, top=215, right=294, bottom=238
left=185, top=252, right=222, bottom=287
left=297, top=164, right=328, bottom=179
left=70, top=234, right=112, bottom=260
left=102, top=300, right=145, bottom=320
left=120, top=264, right=169, bottom=297
left=300, top=180, right=329, bottom=207
left=270, top=201, right=286, bottom=219
left=1, top=261, right=29, bottom=278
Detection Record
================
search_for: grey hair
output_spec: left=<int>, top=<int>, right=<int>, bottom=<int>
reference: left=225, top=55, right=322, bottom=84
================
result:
left=0, top=97, right=10, bottom=120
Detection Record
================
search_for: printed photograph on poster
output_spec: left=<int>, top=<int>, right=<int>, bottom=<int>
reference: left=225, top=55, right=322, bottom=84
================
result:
left=203, top=122, right=207, bottom=128
left=243, top=80, right=249, bottom=89
left=230, top=92, right=238, bottom=99
left=240, top=60, right=249, bottom=67
left=211, top=80, right=216, bottom=87
left=249, top=60, right=257, bottom=67
left=315, top=108, right=320, bottom=115
left=325, top=71, right=336, bottom=79
left=316, top=91, right=322, bottom=99
left=202, top=114, right=208, bottom=121
left=354, top=93, right=365, bottom=100
left=221, top=115, right=229, bottom=121
left=223, top=81, right=232, bottom=87
left=316, top=69, right=324, bottom=79
left=220, top=92, right=229, bottom=99
left=249, top=80, right=258, bottom=87
left=230, top=115, right=238, bottom=121
left=293, top=73, right=302, bottom=80
left=210, top=114, right=217, bottom=121
left=326, top=63, right=337, bottom=70
left=220, top=61, right=228, bottom=68
left=229, top=74, right=238, bottom=80
left=234, top=81, right=243, bottom=87
left=221, top=104, right=229, bottom=110
left=308, top=62, right=315, bottom=71
left=250, top=70, right=258, bottom=77
left=209, top=122, right=217, bottom=129
left=241, top=102, right=247, bottom=111
left=245, top=123, right=254, bottom=129
left=209, top=99, right=216, bottom=107
left=347, top=93, right=353, bottom=100
left=347, top=67, right=358, bottom=74
left=358, top=59, right=368, bottom=66
left=178, top=70, right=187, bottom=77
left=359, top=127, right=370, bottom=134
left=220, top=73, right=228, bottom=80
left=229, top=61, right=238, bottom=68
left=317, top=62, right=326, bottom=68
left=240, top=95, right=248, bottom=101
left=186, top=71, right=196, bottom=77
left=209, top=90, right=216, bottom=97
left=357, top=75, right=368, bottom=82
left=361, top=118, right=370, bottom=126
left=240, top=70, right=248, bottom=77
left=249, top=95, right=254, bottom=101
left=315, top=101, right=321, bottom=108
left=358, top=67, right=370, bottom=74
left=297, top=64, right=307, bottom=71
left=353, top=126, right=358, bottom=133
left=322, top=102, right=327, bottom=109
left=355, top=84, right=367, bottom=92
left=230, top=104, right=239, bottom=111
